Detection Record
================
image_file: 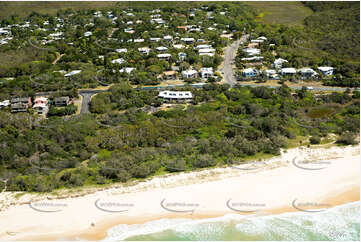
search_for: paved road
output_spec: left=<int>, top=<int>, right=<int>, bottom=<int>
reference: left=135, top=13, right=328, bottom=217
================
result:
left=79, top=90, right=106, bottom=114
left=220, top=34, right=249, bottom=87
left=235, top=83, right=358, bottom=92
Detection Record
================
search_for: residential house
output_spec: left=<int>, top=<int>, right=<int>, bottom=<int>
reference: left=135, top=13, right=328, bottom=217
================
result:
left=54, top=96, right=70, bottom=107
left=64, top=70, right=82, bottom=77
left=182, top=69, right=198, bottom=79
left=158, top=91, right=193, bottom=102
left=264, top=69, right=279, bottom=79
left=251, top=39, right=264, bottom=43
left=281, top=68, right=297, bottom=76
left=173, top=44, right=185, bottom=49
left=33, top=97, right=49, bottom=115
left=84, top=31, right=92, bottom=37
left=317, top=66, right=334, bottom=76
left=161, top=71, right=177, bottom=80
left=181, top=37, right=195, bottom=44
left=195, top=44, right=212, bottom=50
left=0, top=100, right=10, bottom=109
left=138, top=47, right=151, bottom=55
left=150, top=37, right=161, bottom=42
left=119, top=67, right=136, bottom=74
left=241, top=56, right=264, bottom=62
left=243, top=48, right=261, bottom=56
left=157, top=53, right=171, bottom=61
left=199, top=48, right=216, bottom=56
left=124, top=28, right=135, bottom=34
left=111, top=58, right=125, bottom=64
left=178, top=52, right=187, bottom=61
left=247, top=42, right=259, bottom=48
left=115, top=48, right=127, bottom=53
left=298, top=68, right=318, bottom=78
left=163, top=35, right=173, bottom=41
left=200, top=67, right=214, bottom=79
left=177, top=26, right=187, bottom=32
left=156, top=46, right=168, bottom=52
left=11, top=97, right=31, bottom=113
left=273, top=58, right=288, bottom=69
left=242, top=68, right=258, bottom=78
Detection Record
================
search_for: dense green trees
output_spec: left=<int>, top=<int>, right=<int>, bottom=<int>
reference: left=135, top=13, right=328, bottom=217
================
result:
left=0, top=84, right=359, bottom=192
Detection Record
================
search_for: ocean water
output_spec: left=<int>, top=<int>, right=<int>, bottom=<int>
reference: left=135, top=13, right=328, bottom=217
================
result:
left=103, top=202, right=360, bottom=241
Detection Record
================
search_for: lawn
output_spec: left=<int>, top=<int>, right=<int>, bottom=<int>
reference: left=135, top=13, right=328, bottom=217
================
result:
left=244, top=1, right=313, bottom=26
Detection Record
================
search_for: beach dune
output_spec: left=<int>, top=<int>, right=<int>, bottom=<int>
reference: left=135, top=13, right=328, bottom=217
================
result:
left=0, top=145, right=359, bottom=241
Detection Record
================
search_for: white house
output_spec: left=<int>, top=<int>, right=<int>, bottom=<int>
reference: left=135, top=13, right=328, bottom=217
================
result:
left=163, top=35, right=173, bottom=41
left=150, top=37, right=161, bottom=42
left=281, top=68, right=296, bottom=75
left=317, top=66, right=334, bottom=76
left=124, top=28, right=135, bottom=34
left=178, top=52, right=187, bottom=61
left=242, top=68, right=258, bottom=78
left=173, top=44, right=185, bottom=49
left=198, top=48, right=215, bottom=54
left=200, top=67, right=214, bottom=79
left=0, top=28, right=10, bottom=35
left=182, top=69, right=198, bottom=79
left=0, top=100, right=10, bottom=109
left=156, top=46, right=168, bottom=52
left=241, top=56, right=264, bottom=61
left=119, top=67, right=136, bottom=74
left=274, top=58, right=288, bottom=69
left=243, top=48, right=261, bottom=56
left=115, top=48, right=127, bottom=53
left=195, top=44, right=212, bottom=49
left=181, top=37, right=195, bottom=44
left=158, top=91, right=193, bottom=102
left=298, top=68, right=318, bottom=77
left=64, top=70, right=82, bottom=77
left=251, top=39, right=264, bottom=43
left=111, top=58, right=125, bottom=65
left=264, top=69, right=279, bottom=79
left=84, top=31, right=92, bottom=37
left=134, top=38, right=144, bottom=43
left=157, top=53, right=171, bottom=60
left=151, top=18, right=166, bottom=24
left=138, top=47, right=151, bottom=55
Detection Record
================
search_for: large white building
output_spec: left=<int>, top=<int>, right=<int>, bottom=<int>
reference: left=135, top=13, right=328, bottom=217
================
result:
left=318, top=66, right=334, bottom=76
left=182, top=69, right=198, bottom=79
left=200, top=67, right=214, bottom=79
left=158, top=91, right=193, bottom=102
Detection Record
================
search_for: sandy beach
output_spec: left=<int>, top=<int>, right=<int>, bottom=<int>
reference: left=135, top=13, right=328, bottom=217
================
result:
left=0, top=145, right=359, bottom=241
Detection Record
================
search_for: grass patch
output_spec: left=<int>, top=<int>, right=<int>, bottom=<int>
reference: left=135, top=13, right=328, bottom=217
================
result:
left=306, top=105, right=338, bottom=119
left=244, top=1, right=313, bottom=26
left=14, top=192, right=26, bottom=199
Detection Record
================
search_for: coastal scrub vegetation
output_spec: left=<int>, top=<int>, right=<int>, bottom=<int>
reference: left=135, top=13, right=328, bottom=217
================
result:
left=0, top=84, right=359, bottom=192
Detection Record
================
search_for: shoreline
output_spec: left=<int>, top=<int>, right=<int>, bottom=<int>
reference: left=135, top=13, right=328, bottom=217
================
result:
left=20, top=187, right=360, bottom=241
left=0, top=145, right=359, bottom=241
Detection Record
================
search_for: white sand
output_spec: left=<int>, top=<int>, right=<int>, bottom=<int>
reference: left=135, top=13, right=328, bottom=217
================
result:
left=0, top=145, right=359, bottom=240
